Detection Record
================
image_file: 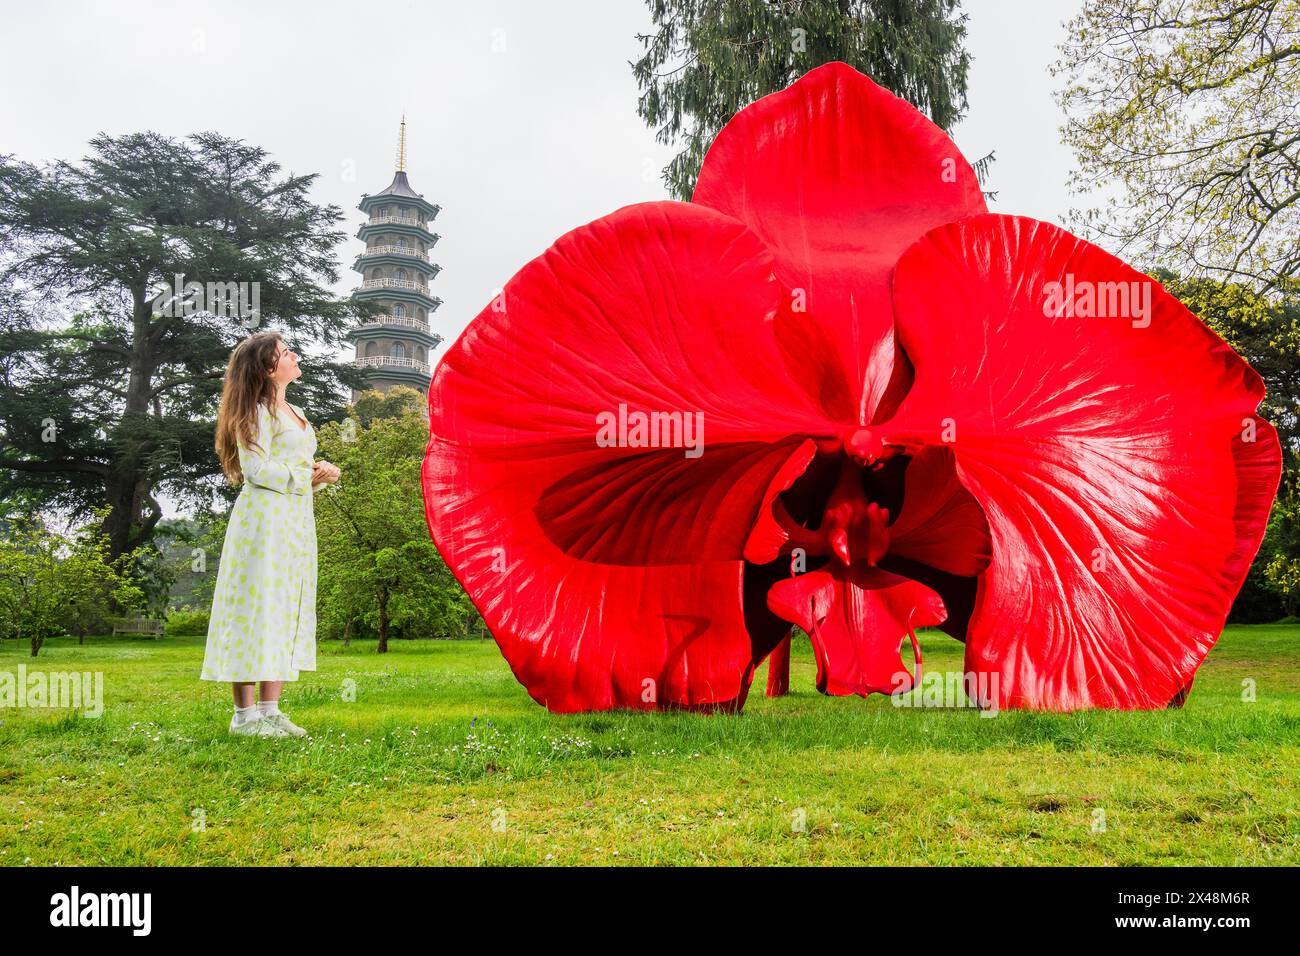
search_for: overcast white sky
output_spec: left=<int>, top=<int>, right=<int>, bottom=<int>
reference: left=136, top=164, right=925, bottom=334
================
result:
left=1, top=0, right=1083, bottom=515
left=2, top=0, right=1083, bottom=341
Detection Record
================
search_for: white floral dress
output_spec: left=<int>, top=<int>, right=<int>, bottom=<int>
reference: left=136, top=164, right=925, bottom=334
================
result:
left=201, top=402, right=319, bottom=683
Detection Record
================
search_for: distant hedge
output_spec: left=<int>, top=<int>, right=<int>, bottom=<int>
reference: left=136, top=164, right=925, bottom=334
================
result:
left=166, top=607, right=210, bottom=637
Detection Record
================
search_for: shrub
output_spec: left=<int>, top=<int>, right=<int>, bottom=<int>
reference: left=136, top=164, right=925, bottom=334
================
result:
left=166, top=607, right=210, bottom=636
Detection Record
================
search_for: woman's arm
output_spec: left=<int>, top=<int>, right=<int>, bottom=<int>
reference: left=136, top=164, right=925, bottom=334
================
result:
left=239, top=405, right=312, bottom=494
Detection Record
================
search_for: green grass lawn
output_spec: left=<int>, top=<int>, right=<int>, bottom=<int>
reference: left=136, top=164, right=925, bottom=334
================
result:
left=1, top=625, right=1297, bottom=866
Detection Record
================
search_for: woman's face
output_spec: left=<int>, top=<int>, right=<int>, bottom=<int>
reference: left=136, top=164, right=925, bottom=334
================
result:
left=269, top=340, right=302, bottom=387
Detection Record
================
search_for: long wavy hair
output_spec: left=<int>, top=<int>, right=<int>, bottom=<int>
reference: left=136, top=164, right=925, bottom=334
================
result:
left=215, top=332, right=284, bottom=485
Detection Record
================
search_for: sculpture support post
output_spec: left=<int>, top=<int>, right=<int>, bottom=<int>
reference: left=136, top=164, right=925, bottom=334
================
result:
left=766, top=636, right=791, bottom=697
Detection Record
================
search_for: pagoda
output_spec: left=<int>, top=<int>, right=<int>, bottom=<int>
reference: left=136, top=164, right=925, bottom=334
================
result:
left=350, top=118, right=443, bottom=397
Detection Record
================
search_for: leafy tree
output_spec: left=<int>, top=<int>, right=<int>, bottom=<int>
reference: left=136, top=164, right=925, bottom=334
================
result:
left=1260, top=491, right=1300, bottom=616
left=139, top=517, right=227, bottom=613
left=351, top=386, right=427, bottom=427
left=1055, top=0, right=1300, bottom=291
left=314, top=390, right=475, bottom=652
left=633, top=0, right=980, bottom=199
left=0, top=512, right=144, bottom=656
left=0, top=132, right=371, bottom=561
left=185, top=511, right=229, bottom=610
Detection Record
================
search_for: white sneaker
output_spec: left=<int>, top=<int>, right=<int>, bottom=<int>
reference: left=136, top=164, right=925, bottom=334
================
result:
left=229, top=715, right=291, bottom=738
left=262, top=712, right=308, bottom=738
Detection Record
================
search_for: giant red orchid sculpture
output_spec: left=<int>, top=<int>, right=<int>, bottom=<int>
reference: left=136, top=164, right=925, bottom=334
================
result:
left=422, top=63, right=1280, bottom=713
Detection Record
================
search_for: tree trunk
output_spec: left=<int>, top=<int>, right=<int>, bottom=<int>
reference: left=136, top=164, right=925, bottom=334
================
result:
left=105, top=285, right=160, bottom=560
left=376, top=588, right=390, bottom=653
left=104, top=475, right=138, bottom=559
left=766, top=635, right=791, bottom=697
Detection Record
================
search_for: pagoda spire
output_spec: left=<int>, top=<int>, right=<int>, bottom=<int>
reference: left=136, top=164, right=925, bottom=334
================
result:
left=349, top=115, right=443, bottom=399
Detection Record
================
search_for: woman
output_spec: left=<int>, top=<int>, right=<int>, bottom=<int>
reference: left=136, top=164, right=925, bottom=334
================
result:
left=201, top=332, right=340, bottom=738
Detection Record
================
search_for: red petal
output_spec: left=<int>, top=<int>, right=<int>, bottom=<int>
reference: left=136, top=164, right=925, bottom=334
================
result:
left=742, top=439, right=819, bottom=564
left=424, top=202, right=838, bottom=712
left=883, top=214, right=1282, bottom=709
left=692, top=62, right=987, bottom=423
left=890, top=445, right=992, bottom=578
left=767, top=567, right=946, bottom=697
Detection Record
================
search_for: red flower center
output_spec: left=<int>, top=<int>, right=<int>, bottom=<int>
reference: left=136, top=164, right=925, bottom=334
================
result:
left=771, top=445, right=910, bottom=572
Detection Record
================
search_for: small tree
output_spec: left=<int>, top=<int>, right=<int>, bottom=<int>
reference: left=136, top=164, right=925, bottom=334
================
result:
left=351, top=386, right=427, bottom=427
left=0, top=512, right=144, bottom=656
left=314, top=389, right=474, bottom=652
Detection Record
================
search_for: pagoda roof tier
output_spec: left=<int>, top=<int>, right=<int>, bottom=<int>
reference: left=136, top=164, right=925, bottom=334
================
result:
left=359, top=172, right=441, bottom=219
left=353, top=356, right=432, bottom=391
left=348, top=318, right=444, bottom=348
left=352, top=248, right=442, bottom=277
left=356, top=220, right=439, bottom=243
left=352, top=284, right=443, bottom=312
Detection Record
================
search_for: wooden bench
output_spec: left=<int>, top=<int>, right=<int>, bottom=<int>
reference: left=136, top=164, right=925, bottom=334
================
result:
left=109, top=618, right=164, bottom=639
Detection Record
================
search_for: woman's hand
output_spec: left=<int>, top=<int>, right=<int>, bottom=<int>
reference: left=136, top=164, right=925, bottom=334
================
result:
left=312, top=460, right=341, bottom=485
